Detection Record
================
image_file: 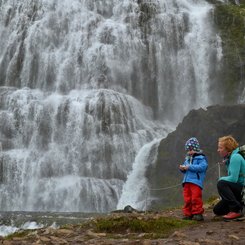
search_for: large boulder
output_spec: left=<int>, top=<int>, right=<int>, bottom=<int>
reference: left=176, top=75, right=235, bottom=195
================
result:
left=146, top=104, right=245, bottom=209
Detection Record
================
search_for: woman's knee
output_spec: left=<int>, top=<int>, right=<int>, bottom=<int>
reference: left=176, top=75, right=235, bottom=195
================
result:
left=213, top=204, right=220, bottom=215
left=213, top=206, right=224, bottom=216
left=217, top=180, right=228, bottom=190
left=213, top=200, right=229, bottom=216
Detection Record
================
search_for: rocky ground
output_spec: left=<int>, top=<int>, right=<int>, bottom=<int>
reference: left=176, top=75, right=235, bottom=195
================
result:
left=0, top=204, right=244, bottom=245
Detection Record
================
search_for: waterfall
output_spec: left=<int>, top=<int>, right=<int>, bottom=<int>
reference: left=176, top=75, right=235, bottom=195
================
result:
left=0, top=0, right=223, bottom=212
left=117, top=139, right=161, bottom=211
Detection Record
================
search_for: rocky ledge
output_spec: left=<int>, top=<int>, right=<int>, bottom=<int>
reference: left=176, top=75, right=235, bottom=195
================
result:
left=1, top=202, right=245, bottom=245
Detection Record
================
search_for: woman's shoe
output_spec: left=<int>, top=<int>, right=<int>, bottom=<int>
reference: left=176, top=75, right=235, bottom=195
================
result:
left=223, top=212, right=243, bottom=220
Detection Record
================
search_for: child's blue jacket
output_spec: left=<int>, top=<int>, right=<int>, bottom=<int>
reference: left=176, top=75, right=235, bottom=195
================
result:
left=180, top=153, right=208, bottom=189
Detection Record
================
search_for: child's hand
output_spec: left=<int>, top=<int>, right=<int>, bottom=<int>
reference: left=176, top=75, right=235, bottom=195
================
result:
left=179, top=165, right=189, bottom=171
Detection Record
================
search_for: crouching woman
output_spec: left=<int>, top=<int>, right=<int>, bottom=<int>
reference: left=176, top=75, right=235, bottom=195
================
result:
left=213, top=135, right=245, bottom=220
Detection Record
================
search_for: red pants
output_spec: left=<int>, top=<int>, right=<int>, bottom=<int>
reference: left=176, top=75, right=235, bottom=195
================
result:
left=183, top=183, right=204, bottom=216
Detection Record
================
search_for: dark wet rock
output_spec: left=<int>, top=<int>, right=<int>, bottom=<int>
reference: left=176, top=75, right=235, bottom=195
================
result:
left=112, top=205, right=141, bottom=213
left=146, top=104, right=245, bottom=209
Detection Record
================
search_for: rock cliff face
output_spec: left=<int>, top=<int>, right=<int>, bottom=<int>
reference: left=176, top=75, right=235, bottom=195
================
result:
left=212, top=2, right=245, bottom=103
left=146, top=104, right=245, bottom=209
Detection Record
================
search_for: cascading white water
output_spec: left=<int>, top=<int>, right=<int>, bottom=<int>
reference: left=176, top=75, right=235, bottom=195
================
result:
left=117, top=139, right=161, bottom=210
left=0, top=0, right=223, bottom=212
left=0, top=87, right=166, bottom=212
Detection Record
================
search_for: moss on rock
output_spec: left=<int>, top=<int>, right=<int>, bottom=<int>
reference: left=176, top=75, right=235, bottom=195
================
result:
left=94, top=214, right=194, bottom=238
left=213, top=3, right=245, bottom=102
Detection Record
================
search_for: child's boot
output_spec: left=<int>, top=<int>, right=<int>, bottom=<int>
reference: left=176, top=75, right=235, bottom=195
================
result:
left=192, top=214, right=204, bottom=221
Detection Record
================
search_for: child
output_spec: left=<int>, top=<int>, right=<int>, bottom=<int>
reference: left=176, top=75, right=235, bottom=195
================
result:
left=179, top=137, right=208, bottom=221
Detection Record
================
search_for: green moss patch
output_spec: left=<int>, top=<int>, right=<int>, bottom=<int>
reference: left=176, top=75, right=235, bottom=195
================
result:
left=93, top=215, right=194, bottom=238
left=5, top=230, right=33, bottom=240
left=215, top=4, right=245, bottom=47
left=214, top=3, right=245, bottom=102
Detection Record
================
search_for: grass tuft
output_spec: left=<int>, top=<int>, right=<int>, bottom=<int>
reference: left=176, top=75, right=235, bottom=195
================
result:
left=94, top=215, right=194, bottom=238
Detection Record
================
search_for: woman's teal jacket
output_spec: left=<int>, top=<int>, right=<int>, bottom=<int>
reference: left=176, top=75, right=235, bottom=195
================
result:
left=220, top=147, right=245, bottom=186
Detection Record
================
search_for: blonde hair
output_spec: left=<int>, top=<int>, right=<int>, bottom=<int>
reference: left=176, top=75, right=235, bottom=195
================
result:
left=218, top=135, right=239, bottom=153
